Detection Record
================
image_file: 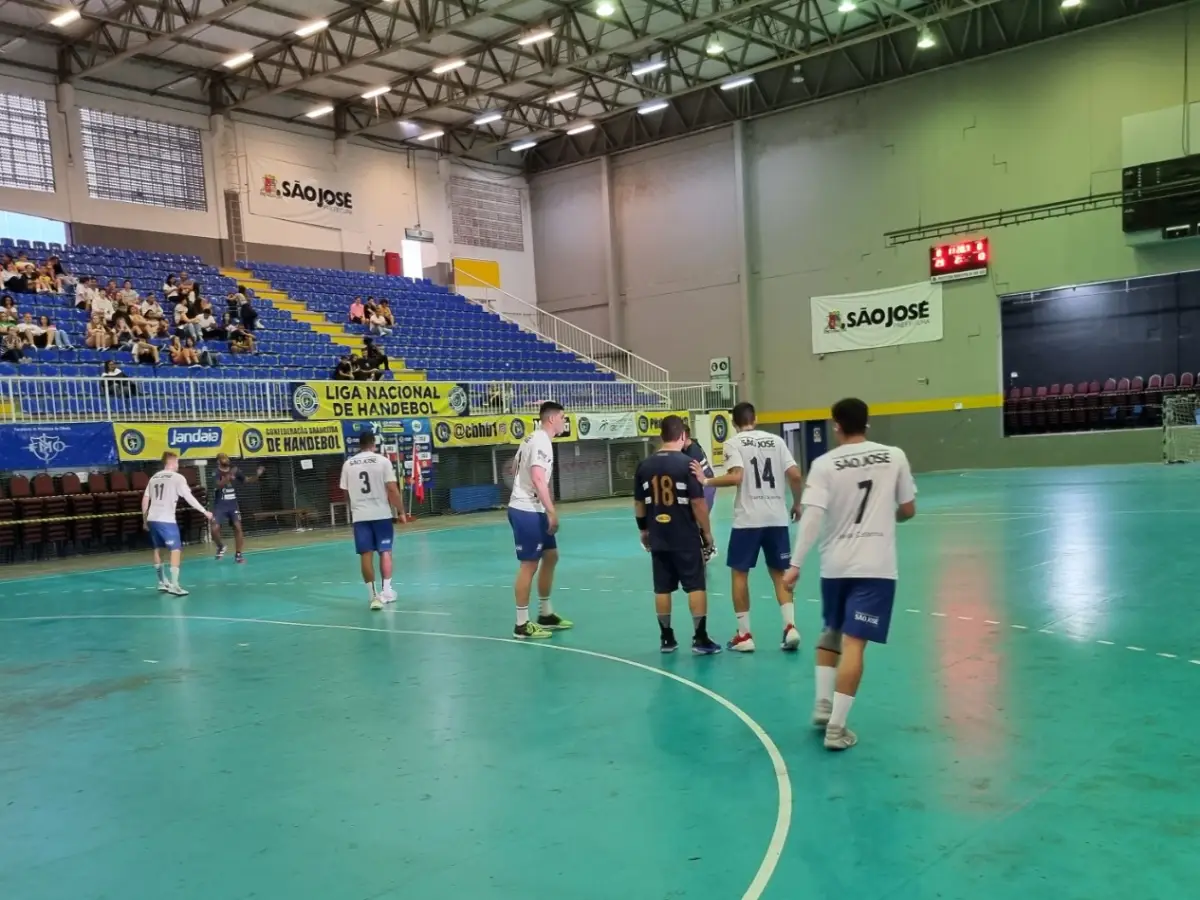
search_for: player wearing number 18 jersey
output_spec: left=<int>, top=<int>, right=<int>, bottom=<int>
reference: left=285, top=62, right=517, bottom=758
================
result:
left=784, top=398, right=916, bottom=751
left=339, top=432, right=408, bottom=610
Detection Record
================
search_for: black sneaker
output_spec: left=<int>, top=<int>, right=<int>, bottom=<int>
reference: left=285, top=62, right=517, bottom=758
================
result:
left=692, top=635, right=722, bottom=655
left=660, top=629, right=678, bottom=653
left=537, top=613, right=573, bottom=630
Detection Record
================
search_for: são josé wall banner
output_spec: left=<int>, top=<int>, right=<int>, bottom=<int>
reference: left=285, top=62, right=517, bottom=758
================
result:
left=247, top=154, right=359, bottom=229
left=811, top=281, right=943, bottom=354
left=290, top=381, right=471, bottom=420
left=113, top=422, right=345, bottom=461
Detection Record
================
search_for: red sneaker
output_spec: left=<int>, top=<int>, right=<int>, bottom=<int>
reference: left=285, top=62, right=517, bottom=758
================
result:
left=726, top=632, right=756, bottom=652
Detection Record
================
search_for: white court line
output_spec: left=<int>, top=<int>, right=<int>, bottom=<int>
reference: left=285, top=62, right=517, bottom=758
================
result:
left=0, top=613, right=791, bottom=900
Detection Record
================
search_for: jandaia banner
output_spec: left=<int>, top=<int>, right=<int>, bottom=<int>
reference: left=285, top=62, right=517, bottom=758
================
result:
left=431, top=414, right=577, bottom=448
left=240, top=421, right=345, bottom=458
left=289, top=381, right=471, bottom=420
left=635, top=410, right=690, bottom=437
left=114, top=422, right=243, bottom=461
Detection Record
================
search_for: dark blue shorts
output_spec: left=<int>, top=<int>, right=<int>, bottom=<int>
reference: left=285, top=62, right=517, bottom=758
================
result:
left=508, top=507, right=557, bottom=562
left=353, top=519, right=394, bottom=555
left=726, top=526, right=791, bottom=571
left=821, top=577, right=897, bottom=644
left=148, top=521, right=181, bottom=551
left=212, top=505, right=241, bottom=528
left=703, top=486, right=716, bottom=511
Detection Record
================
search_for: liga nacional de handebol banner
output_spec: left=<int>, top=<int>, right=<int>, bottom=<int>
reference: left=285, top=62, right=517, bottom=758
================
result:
left=811, top=281, right=944, bottom=354
left=247, top=154, right=359, bottom=229
left=290, top=381, right=471, bottom=420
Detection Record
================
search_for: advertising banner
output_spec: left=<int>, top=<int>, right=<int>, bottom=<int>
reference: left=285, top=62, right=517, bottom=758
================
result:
left=707, top=411, right=732, bottom=467
left=506, top=414, right=576, bottom=444
left=636, top=410, right=690, bottom=437
left=114, top=423, right=243, bottom=461
left=811, top=281, right=943, bottom=354
left=430, top=415, right=577, bottom=448
left=575, top=411, right=637, bottom=440
left=247, top=154, right=359, bottom=229
left=0, top=422, right=118, bottom=469
left=240, top=421, right=344, bottom=458
left=290, top=381, right=470, bottom=420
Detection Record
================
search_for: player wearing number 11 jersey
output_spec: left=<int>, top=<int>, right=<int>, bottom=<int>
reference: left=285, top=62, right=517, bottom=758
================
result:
left=340, top=432, right=408, bottom=610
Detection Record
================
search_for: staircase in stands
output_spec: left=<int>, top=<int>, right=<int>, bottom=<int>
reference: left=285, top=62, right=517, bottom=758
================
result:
left=219, top=268, right=422, bottom=379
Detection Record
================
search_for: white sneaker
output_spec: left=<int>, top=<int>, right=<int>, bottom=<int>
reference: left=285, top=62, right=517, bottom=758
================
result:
left=166, top=584, right=189, bottom=596
left=157, top=582, right=171, bottom=593
left=369, top=596, right=383, bottom=611
left=824, top=725, right=858, bottom=751
left=379, top=588, right=397, bottom=604
left=781, top=624, right=801, bottom=651
left=812, top=699, right=833, bottom=728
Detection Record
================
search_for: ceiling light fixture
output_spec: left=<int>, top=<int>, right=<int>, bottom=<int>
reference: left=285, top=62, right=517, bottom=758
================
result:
left=837, top=1, right=856, bottom=12
left=432, top=59, right=467, bottom=75
left=1060, top=0, right=1081, bottom=7
left=305, top=105, right=334, bottom=119
left=567, top=123, right=595, bottom=135
left=223, top=52, right=254, bottom=69
left=638, top=100, right=669, bottom=115
left=706, top=41, right=724, bottom=55
left=362, top=86, right=391, bottom=99
left=416, top=130, right=444, bottom=141
left=916, top=29, right=935, bottom=49
left=512, top=140, right=538, bottom=152
left=720, top=75, right=754, bottom=90
left=547, top=90, right=577, bottom=104
left=49, top=8, right=81, bottom=27
left=596, top=1, right=616, bottom=17
left=294, top=20, right=329, bottom=38
left=474, top=112, right=503, bottom=126
left=631, top=59, right=667, bottom=77
left=518, top=27, right=555, bottom=45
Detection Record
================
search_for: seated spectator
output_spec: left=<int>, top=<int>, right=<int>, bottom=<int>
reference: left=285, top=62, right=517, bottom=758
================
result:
left=44, top=254, right=68, bottom=291
left=86, top=314, right=114, bottom=349
left=175, top=299, right=201, bottom=340
left=104, top=279, right=120, bottom=302
left=333, top=354, right=354, bottom=380
left=1, top=261, right=30, bottom=293
left=118, top=279, right=139, bottom=306
left=379, top=299, right=394, bottom=327
left=229, top=323, right=256, bottom=353
left=195, top=308, right=225, bottom=341
left=350, top=353, right=382, bottom=382
left=362, top=337, right=390, bottom=374
left=0, top=295, right=16, bottom=327
left=193, top=337, right=218, bottom=367
left=129, top=336, right=160, bottom=366
left=127, top=304, right=154, bottom=338
left=2, top=327, right=26, bottom=362
left=74, top=276, right=99, bottom=310
left=169, top=335, right=198, bottom=366
left=100, top=359, right=135, bottom=398
left=15, top=312, right=41, bottom=347
left=14, top=252, right=35, bottom=276
left=368, top=307, right=392, bottom=336
left=349, top=296, right=365, bottom=324
left=33, top=268, right=55, bottom=293
left=163, top=274, right=180, bottom=301
left=90, top=286, right=114, bottom=322
left=39, top=315, right=72, bottom=349
left=112, top=312, right=137, bottom=349
left=140, top=294, right=168, bottom=334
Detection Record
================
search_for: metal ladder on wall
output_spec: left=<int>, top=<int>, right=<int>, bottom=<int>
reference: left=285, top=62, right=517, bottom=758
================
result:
left=224, top=189, right=248, bottom=266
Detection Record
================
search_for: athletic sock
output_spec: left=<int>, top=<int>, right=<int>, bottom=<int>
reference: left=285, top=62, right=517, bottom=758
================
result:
left=169, top=566, right=180, bottom=587
left=692, top=615, right=707, bottom=638
left=736, top=611, right=751, bottom=635
left=154, top=563, right=165, bottom=584
left=830, top=692, right=855, bottom=729
left=366, top=583, right=377, bottom=602
left=539, top=597, right=553, bottom=617
left=657, top=613, right=672, bottom=633
left=382, top=578, right=393, bottom=593
left=780, top=602, right=795, bottom=628
left=816, top=666, right=837, bottom=704
left=516, top=605, right=530, bottom=627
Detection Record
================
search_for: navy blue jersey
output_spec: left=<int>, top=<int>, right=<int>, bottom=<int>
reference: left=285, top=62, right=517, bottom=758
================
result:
left=683, top=439, right=715, bottom=478
left=634, top=451, right=705, bottom=552
left=212, top=468, right=245, bottom=507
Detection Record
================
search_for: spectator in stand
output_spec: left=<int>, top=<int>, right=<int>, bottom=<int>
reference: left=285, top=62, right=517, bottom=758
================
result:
left=86, top=313, right=114, bottom=349
left=368, top=306, right=392, bottom=337
left=104, top=280, right=120, bottom=302
left=192, top=336, right=218, bottom=367
left=1, top=326, right=25, bottom=362
left=228, top=322, right=256, bottom=353
left=169, top=335, right=198, bottom=367
left=100, top=359, right=135, bottom=398
left=90, top=285, right=115, bottom=323
left=362, top=337, right=390, bottom=376
left=44, top=254, right=68, bottom=291
left=129, top=335, right=160, bottom=366
left=2, top=261, right=29, bottom=293
left=118, top=279, right=139, bottom=306
left=33, top=268, right=55, bottom=293
left=195, top=308, right=226, bottom=341
left=14, top=252, right=35, bottom=276
left=175, top=298, right=201, bottom=341
left=379, top=299, right=395, bottom=328
left=112, top=311, right=137, bottom=349
left=0, top=295, right=16, bottom=327
left=163, top=274, right=180, bottom=302
left=349, top=296, right=365, bottom=324
left=140, top=294, right=168, bottom=335
left=74, top=276, right=98, bottom=310
left=14, top=313, right=41, bottom=348
left=39, top=315, right=72, bottom=349
left=333, top=354, right=354, bottom=380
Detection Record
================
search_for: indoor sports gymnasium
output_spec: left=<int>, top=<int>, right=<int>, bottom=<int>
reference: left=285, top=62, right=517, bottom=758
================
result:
left=1, top=1, right=1199, bottom=898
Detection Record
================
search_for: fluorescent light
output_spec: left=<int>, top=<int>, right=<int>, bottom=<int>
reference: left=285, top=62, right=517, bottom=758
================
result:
left=567, top=123, right=594, bottom=135
left=638, top=100, right=669, bottom=115
left=362, top=86, right=391, bottom=99
left=720, top=75, right=754, bottom=90
left=837, top=1, right=856, bottom=11
left=518, top=27, right=555, bottom=46
left=631, top=59, right=667, bottom=77
left=474, top=112, right=503, bottom=126
left=416, top=130, right=444, bottom=141
left=1061, top=0, right=1081, bottom=6
left=305, top=105, right=334, bottom=119
left=432, top=59, right=466, bottom=75
left=547, top=90, right=577, bottom=104
left=916, top=29, right=935, bottom=49
left=596, top=1, right=616, bottom=16
left=511, top=141, right=538, bottom=152
left=223, top=52, right=254, bottom=69
left=49, top=8, right=81, bottom=27
left=294, top=20, right=328, bottom=38
left=706, top=41, right=724, bottom=56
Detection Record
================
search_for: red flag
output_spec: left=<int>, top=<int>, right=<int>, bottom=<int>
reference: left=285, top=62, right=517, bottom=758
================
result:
left=414, top=457, right=425, bottom=503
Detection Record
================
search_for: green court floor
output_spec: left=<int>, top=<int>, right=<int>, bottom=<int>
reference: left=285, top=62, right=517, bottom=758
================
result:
left=2, top=464, right=1199, bottom=899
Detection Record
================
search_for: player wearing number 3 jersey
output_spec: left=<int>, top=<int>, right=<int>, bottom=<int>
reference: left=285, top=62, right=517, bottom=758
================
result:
left=784, top=397, right=916, bottom=752
left=340, top=432, right=408, bottom=610
left=692, top=401, right=805, bottom=653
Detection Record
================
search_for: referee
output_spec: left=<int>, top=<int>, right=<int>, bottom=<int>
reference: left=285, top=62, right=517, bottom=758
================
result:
left=634, top=415, right=721, bottom=655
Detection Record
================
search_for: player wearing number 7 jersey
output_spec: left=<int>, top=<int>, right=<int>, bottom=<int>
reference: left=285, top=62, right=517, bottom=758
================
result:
left=692, top=401, right=804, bottom=653
left=783, top=398, right=916, bottom=751
left=339, top=432, right=409, bottom=610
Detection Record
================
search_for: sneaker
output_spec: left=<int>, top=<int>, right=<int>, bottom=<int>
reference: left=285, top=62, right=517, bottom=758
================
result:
left=215, top=545, right=226, bottom=560
left=781, top=624, right=801, bottom=652
left=537, top=613, right=573, bottom=630
left=235, top=552, right=245, bottom=565
left=369, top=596, right=383, bottom=611
left=812, top=699, right=833, bottom=728
left=692, top=635, right=722, bottom=655
left=824, top=725, right=858, bottom=751
left=166, top=584, right=189, bottom=597
left=379, top=588, right=396, bottom=604
left=660, top=629, right=678, bottom=653
left=727, top=632, right=756, bottom=652
left=514, top=621, right=553, bottom=640
left=156, top=582, right=171, bottom=593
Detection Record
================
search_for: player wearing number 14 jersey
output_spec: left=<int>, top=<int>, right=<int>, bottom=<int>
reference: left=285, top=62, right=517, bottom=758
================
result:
left=693, top=402, right=804, bottom=653
left=340, top=432, right=408, bottom=610
left=783, top=398, right=916, bottom=751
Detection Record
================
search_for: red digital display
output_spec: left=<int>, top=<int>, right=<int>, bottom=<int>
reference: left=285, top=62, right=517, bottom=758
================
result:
left=930, top=238, right=989, bottom=283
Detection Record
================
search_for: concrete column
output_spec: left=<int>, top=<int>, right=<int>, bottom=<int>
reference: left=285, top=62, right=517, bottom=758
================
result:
left=599, top=154, right=622, bottom=345
left=732, top=120, right=758, bottom=402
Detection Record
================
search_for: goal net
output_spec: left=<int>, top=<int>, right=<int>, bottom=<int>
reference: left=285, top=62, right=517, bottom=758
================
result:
left=1163, top=393, right=1200, bottom=463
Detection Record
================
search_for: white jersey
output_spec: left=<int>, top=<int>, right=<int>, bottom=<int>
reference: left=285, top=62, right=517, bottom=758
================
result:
left=144, top=470, right=202, bottom=524
left=508, top=429, right=554, bottom=513
left=339, top=451, right=397, bottom=523
left=723, top=429, right=799, bottom=528
left=800, top=440, right=915, bottom=580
